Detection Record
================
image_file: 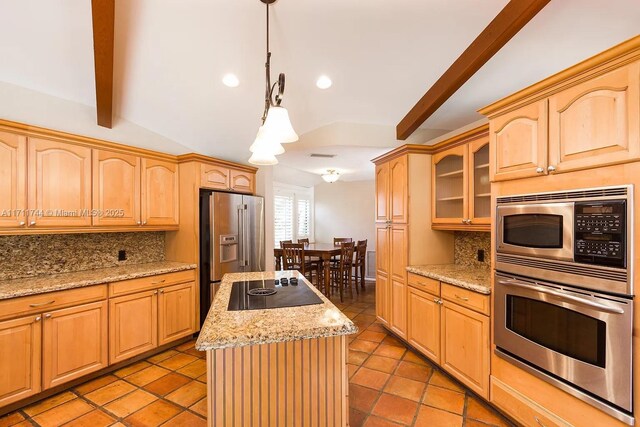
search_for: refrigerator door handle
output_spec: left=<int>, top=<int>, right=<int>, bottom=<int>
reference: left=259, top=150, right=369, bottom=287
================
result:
left=237, top=206, right=244, bottom=267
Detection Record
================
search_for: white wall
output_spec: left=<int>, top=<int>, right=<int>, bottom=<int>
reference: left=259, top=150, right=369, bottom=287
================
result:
left=255, top=166, right=275, bottom=271
left=314, top=180, right=375, bottom=247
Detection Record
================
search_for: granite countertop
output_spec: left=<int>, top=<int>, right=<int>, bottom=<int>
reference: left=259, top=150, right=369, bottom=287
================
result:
left=0, top=261, right=197, bottom=300
left=196, top=270, right=358, bottom=351
left=406, top=264, right=491, bottom=295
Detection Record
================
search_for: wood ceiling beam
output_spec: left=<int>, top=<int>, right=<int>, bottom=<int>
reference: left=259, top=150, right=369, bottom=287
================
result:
left=91, top=0, right=115, bottom=128
left=396, top=0, right=550, bottom=140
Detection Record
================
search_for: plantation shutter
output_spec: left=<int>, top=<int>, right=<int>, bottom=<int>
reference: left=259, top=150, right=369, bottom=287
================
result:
left=274, top=194, right=294, bottom=246
left=297, top=197, right=312, bottom=239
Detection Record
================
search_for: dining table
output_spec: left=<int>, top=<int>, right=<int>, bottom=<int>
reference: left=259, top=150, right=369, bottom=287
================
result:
left=273, top=242, right=342, bottom=296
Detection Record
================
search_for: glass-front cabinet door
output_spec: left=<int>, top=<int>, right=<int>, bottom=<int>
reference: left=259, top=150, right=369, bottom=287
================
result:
left=432, top=145, right=467, bottom=224
left=469, top=139, right=490, bottom=224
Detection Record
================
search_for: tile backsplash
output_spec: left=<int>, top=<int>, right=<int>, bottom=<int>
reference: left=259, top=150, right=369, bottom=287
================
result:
left=454, top=231, right=491, bottom=268
left=0, top=232, right=165, bottom=281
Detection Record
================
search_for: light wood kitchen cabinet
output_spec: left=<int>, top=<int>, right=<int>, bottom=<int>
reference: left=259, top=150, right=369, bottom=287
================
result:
left=388, top=224, right=408, bottom=338
left=375, top=223, right=390, bottom=325
left=389, top=156, right=408, bottom=223
left=375, top=163, right=389, bottom=222
left=432, top=131, right=490, bottom=230
left=440, top=300, right=490, bottom=398
left=201, top=164, right=230, bottom=190
left=488, top=100, right=548, bottom=182
left=229, top=169, right=255, bottom=194
left=141, top=158, right=179, bottom=226
left=408, top=287, right=440, bottom=363
left=158, top=282, right=197, bottom=346
left=0, top=315, right=41, bottom=407
left=28, top=137, right=92, bottom=227
left=92, top=150, right=141, bottom=226
left=109, top=289, right=158, bottom=364
left=548, top=62, right=640, bottom=173
left=42, top=300, right=108, bottom=389
left=0, top=131, right=27, bottom=229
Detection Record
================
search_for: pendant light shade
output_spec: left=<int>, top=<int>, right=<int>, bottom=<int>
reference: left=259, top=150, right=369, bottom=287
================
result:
left=250, top=126, right=285, bottom=155
left=321, top=169, right=340, bottom=183
left=248, top=147, right=279, bottom=165
left=262, top=106, right=298, bottom=143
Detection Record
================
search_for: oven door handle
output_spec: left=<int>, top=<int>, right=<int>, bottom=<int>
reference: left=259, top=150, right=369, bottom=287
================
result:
left=498, top=279, right=625, bottom=314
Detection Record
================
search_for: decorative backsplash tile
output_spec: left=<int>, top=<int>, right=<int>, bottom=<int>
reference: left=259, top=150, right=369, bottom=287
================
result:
left=0, top=232, right=165, bottom=281
left=454, top=231, right=491, bottom=268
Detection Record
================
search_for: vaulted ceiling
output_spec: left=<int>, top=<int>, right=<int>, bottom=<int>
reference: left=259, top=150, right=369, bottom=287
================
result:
left=1, top=0, right=639, bottom=178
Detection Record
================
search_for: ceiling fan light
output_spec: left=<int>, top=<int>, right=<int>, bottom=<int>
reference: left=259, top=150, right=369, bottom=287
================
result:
left=321, top=170, right=340, bottom=183
left=262, top=106, right=299, bottom=143
left=250, top=126, right=285, bottom=155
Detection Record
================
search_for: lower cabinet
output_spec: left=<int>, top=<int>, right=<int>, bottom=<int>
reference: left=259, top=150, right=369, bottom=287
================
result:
left=109, top=290, right=159, bottom=364
left=405, top=276, right=490, bottom=399
left=440, top=300, right=490, bottom=398
left=389, top=279, right=407, bottom=339
left=407, top=287, right=440, bottom=364
left=375, top=272, right=390, bottom=326
left=110, top=281, right=197, bottom=364
left=42, top=301, right=108, bottom=389
left=0, top=315, right=41, bottom=407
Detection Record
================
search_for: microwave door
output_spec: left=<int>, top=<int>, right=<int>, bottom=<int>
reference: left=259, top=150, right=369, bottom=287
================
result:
left=496, top=202, right=574, bottom=261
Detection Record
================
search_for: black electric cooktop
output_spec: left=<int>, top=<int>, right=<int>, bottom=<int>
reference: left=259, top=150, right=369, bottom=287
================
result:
left=227, top=278, right=323, bottom=311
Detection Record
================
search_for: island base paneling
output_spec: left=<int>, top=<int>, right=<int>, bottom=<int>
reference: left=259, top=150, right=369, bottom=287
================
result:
left=206, top=335, right=348, bottom=427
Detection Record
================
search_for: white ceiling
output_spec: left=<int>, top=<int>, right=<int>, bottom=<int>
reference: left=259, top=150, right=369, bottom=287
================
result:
left=0, top=0, right=639, bottom=182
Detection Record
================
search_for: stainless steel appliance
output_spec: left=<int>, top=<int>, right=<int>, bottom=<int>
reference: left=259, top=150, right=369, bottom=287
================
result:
left=494, top=185, right=635, bottom=424
left=199, top=190, right=265, bottom=323
left=496, top=185, right=633, bottom=295
left=494, top=273, right=633, bottom=423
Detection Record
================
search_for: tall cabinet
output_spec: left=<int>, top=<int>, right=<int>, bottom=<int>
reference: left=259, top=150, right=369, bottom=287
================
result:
left=373, top=148, right=454, bottom=338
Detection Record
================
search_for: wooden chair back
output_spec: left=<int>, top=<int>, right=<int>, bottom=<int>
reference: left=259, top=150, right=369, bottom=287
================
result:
left=282, top=243, right=305, bottom=272
left=279, top=240, right=293, bottom=248
left=333, top=237, right=353, bottom=246
left=338, top=242, right=355, bottom=269
left=356, top=239, right=367, bottom=262
left=297, top=238, right=309, bottom=245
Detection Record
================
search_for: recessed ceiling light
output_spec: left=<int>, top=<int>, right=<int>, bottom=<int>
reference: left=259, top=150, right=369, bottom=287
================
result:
left=222, top=73, right=240, bottom=87
left=316, top=75, right=332, bottom=89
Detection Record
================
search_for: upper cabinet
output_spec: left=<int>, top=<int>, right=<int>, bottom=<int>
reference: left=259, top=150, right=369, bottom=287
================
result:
left=432, top=131, right=490, bottom=231
left=548, top=63, right=640, bottom=173
left=28, top=138, right=92, bottom=227
left=0, top=131, right=27, bottom=229
left=93, top=150, right=141, bottom=227
left=489, top=100, right=548, bottom=181
left=375, top=156, right=407, bottom=224
left=142, top=158, right=179, bottom=226
left=201, top=163, right=255, bottom=194
left=482, top=51, right=640, bottom=181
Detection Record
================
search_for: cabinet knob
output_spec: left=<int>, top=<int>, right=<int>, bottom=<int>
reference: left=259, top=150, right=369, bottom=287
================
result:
left=137, top=221, right=142, bottom=225
left=35, top=316, right=41, bottom=322
left=535, top=167, right=544, bottom=174
left=461, top=219, right=466, bottom=224
left=466, top=219, right=472, bottom=225
left=142, top=221, right=147, bottom=226
left=44, top=313, right=52, bottom=319
left=159, top=289, right=164, bottom=294
left=18, top=221, right=25, bottom=227
left=547, top=165, right=557, bottom=173
left=29, top=221, right=36, bottom=226
left=153, top=290, right=158, bottom=295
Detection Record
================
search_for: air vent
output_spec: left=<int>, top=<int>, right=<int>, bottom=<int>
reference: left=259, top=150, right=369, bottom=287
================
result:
left=497, top=186, right=629, bottom=204
left=496, top=254, right=628, bottom=283
left=310, top=153, right=336, bottom=158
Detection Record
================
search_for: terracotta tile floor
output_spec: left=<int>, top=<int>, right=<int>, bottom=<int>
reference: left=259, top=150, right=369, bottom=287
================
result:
left=0, top=283, right=513, bottom=427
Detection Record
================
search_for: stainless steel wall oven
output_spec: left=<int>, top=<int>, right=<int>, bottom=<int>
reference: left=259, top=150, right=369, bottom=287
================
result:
left=494, top=186, right=634, bottom=425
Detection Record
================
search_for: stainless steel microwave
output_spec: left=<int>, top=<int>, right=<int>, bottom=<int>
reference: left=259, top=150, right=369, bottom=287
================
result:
left=495, top=185, right=633, bottom=296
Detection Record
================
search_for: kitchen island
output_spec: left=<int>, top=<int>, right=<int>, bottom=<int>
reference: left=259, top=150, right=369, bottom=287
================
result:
left=196, top=270, right=357, bottom=427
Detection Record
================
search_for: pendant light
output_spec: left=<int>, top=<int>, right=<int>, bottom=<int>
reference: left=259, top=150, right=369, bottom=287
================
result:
left=248, top=0, right=298, bottom=165
left=321, top=169, right=340, bottom=183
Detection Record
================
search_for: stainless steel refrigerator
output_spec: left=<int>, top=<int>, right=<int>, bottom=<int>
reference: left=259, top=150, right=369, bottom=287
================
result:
left=199, top=190, right=265, bottom=324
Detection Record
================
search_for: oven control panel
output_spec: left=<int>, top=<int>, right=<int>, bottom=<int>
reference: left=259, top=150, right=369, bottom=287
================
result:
left=574, top=200, right=626, bottom=268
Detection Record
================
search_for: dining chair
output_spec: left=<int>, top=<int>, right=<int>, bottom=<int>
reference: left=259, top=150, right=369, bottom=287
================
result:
left=279, top=240, right=293, bottom=248
left=333, top=237, right=353, bottom=245
left=282, top=243, right=319, bottom=285
left=329, top=241, right=355, bottom=302
left=353, top=239, right=367, bottom=290
left=297, top=238, right=323, bottom=282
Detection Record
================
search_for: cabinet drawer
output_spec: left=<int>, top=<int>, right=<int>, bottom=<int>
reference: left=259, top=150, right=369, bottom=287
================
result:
left=491, top=377, right=571, bottom=427
left=407, top=273, right=439, bottom=296
left=109, top=270, right=196, bottom=297
left=0, top=285, right=107, bottom=321
left=441, top=283, right=489, bottom=316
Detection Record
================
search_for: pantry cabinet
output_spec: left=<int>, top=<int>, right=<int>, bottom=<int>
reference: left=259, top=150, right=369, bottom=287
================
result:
left=42, top=301, right=108, bottom=389
left=0, top=315, right=41, bottom=407
left=0, top=131, right=27, bottom=229
left=432, top=130, right=490, bottom=230
left=375, top=223, right=390, bottom=325
left=28, top=137, right=92, bottom=227
left=93, top=150, right=141, bottom=226
left=389, top=224, right=408, bottom=339
left=375, top=157, right=408, bottom=224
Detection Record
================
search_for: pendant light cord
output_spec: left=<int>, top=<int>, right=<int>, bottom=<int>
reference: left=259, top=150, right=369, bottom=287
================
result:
left=262, top=1, right=272, bottom=123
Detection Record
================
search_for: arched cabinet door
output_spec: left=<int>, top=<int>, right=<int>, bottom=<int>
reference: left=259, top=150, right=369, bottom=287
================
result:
left=92, top=150, right=141, bottom=226
left=375, top=163, right=389, bottom=222
left=0, top=131, right=27, bottom=229
left=141, top=158, right=179, bottom=226
left=28, top=137, right=92, bottom=227
left=432, top=145, right=467, bottom=225
left=548, top=62, right=640, bottom=173
left=389, top=156, right=408, bottom=224
left=489, top=100, right=548, bottom=182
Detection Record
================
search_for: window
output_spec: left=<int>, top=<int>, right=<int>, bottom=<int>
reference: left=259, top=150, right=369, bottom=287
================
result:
left=274, top=183, right=314, bottom=246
